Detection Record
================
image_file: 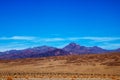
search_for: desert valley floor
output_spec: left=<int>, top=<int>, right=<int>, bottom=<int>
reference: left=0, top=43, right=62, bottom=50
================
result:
left=0, top=52, right=120, bottom=79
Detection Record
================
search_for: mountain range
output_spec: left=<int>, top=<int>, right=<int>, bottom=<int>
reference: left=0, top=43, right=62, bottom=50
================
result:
left=0, top=42, right=120, bottom=60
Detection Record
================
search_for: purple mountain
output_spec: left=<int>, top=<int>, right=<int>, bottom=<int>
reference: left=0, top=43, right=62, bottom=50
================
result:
left=63, top=42, right=108, bottom=54
left=0, top=42, right=120, bottom=60
left=0, top=46, right=69, bottom=60
left=114, top=48, right=120, bottom=52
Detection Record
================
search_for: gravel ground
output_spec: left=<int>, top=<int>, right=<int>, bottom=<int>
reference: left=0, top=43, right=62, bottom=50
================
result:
left=0, top=78, right=112, bottom=80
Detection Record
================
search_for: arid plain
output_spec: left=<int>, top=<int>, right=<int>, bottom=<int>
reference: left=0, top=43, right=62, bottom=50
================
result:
left=0, top=52, right=120, bottom=75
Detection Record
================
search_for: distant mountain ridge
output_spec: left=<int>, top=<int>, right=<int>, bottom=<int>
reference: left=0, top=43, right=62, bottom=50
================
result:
left=63, top=42, right=108, bottom=54
left=0, top=42, right=120, bottom=60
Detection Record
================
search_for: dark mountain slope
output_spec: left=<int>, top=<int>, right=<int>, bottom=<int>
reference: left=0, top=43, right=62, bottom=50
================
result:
left=0, top=42, right=120, bottom=60
left=63, top=42, right=108, bottom=54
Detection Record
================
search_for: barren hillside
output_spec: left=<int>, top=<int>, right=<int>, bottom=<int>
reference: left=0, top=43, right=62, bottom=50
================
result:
left=0, top=52, right=120, bottom=75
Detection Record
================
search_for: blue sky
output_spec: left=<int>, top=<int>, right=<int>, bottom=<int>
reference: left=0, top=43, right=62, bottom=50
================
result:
left=0, top=0, right=120, bottom=51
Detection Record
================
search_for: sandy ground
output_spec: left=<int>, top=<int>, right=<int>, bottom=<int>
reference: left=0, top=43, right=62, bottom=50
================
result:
left=0, top=54, right=120, bottom=75
left=0, top=53, right=120, bottom=79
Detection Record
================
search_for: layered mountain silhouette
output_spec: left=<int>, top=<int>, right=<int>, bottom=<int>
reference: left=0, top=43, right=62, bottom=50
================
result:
left=0, top=42, right=120, bottom=60
left=63, top=42, right=108, bottom=54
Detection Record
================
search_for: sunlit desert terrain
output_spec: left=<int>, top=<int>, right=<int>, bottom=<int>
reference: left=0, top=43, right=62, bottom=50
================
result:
left=0, top=52, right=120, bottom=79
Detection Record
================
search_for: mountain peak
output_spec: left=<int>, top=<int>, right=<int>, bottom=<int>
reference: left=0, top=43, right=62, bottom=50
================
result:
left=63, top=42, right=83, bottom=54
left=63, top=42, right=81, bottom=50
left=68, top=42, right=79, bottom=47
left=63, top=43, right=108, bottom=54
left=0, top=42, right=120, bottom=60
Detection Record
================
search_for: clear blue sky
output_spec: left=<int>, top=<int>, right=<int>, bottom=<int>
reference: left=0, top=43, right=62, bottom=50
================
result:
left=0, top=0, right=120, bottom=51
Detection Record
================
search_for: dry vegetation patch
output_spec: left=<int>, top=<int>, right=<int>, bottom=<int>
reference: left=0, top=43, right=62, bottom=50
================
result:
left=0, top=52, right=120, bottom=78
